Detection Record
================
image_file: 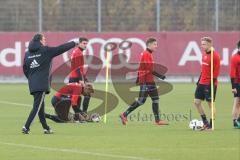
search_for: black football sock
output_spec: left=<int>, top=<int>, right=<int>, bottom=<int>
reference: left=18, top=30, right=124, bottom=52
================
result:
left=72, top=105, right=82, bottom=113
left=77, top=96, right=82, bottom=110
left=152, top=103, right=160, bottom=122
left=201, top=114, right=208, bottom=125
left=123, top=101, right=141, bottom=117
left=237, top=116, right=240, bottom=122
left=233, top=119, right=238, bottom=126
left=82, top=96, right=90, bottom=113
left=45, top=114, right=65, bottom=123
left=72, top=97, right=82, bottom=113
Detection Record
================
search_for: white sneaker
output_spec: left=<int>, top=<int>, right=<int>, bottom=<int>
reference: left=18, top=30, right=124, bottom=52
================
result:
left=43, top=128, right=54, bottom=134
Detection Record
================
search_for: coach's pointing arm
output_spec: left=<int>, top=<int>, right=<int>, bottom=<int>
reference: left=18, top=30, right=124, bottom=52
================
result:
left=47, top=41, right=78, bottom=58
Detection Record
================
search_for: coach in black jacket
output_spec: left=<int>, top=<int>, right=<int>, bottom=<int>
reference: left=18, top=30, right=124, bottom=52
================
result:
left=22, top=33, right=79, bottom=134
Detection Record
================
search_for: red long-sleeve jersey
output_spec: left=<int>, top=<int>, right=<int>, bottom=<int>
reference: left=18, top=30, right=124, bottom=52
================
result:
left=230, top=53, right=240, bottom=83
left=54, top=83, right=84, bottom=106
left=69, top=47, right=84, bottom=79
left=137, top=49, right=154, bottom=84
left=199, top=51, right=220, bottom=85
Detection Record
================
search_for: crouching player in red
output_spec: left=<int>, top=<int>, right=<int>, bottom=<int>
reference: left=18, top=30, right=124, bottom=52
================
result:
left=194, top=37, right=220, bottom=130
left=230, top=40, right=240, bottom=129
left=120, top=38, right=168, bottom=126
left=45, top=82, right=94, bottom=123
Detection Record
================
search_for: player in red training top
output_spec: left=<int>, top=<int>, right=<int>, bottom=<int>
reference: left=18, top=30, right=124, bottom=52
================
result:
left=69, top=37, right=92, bottom=114
left=45, top=82, right=94, bottom=123
left=120, top=38, right=168, bottom=126
left=194, top=37, right=220, bottom=130
left=230, top=40, right=240, bottom=129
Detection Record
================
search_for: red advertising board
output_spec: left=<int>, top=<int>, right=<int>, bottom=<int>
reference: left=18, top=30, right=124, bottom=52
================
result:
left=0, top=32, right=239, bottom=76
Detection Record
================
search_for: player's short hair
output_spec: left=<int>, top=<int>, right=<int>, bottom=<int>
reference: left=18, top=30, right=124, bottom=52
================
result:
left=201, top=36, right=213, bottom=44
left=33, top=33, right=43, bottom=42
left=237, top=40, right=240, bottom=48
left=146, top=37, right=157, bottom=46
left=79, top=37, right=89, bottom=43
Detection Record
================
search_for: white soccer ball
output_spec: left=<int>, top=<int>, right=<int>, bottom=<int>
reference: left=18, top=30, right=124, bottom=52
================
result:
left=189, top=119, right=204, bottom=130
left=91, top=113, right=101, bottom=122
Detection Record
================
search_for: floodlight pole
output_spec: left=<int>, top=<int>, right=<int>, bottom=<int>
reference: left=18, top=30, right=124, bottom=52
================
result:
left=38, top=0, right=43, bottom=32
left=215, top=0, right=219, bottom=31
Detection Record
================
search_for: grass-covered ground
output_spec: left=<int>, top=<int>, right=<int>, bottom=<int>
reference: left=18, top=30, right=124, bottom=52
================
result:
left=0, top=83, right=239, bottom=160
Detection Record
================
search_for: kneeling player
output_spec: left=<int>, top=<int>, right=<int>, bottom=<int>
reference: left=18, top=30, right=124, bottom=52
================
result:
left=230, top=40, right=240, bottom=129
left=45, top=82, right=94, bottom=123
left=194, top=37, right=220, bottom=130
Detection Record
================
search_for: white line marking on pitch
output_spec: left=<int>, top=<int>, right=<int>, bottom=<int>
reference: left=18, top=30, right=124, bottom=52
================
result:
left=0, top=100, right=32, bottom=107
left=0, top=141, right=158, bottom=160
left=0, top=100, right=54, bottom=111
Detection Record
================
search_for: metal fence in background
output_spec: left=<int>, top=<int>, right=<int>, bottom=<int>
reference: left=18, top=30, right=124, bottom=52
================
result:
left=0, top=0, right=239, bottom=32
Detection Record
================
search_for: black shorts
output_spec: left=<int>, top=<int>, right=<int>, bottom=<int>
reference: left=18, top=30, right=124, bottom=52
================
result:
left=194, top=84, right=217, bottom=102
left=51, top=96, right=60, bottom=107
left=137, top=84, right=159, bottom=103
left=69, top=77, right=81, bottom=83
left=51, top=96, right=71, bottom=107
left=233, top=85, right=240, bottom=97
left=51, top=96, right=71, bottom=121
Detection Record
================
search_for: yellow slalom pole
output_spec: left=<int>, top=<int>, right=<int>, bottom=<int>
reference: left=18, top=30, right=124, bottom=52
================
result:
left=104, top=49, right=109, bottom=124
left=210, top=47, right=215, bottom=130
